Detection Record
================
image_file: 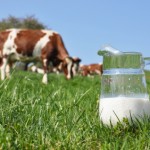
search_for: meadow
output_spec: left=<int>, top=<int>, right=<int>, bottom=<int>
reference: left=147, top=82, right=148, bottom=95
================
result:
left=0, top=70, right=150, bottom=149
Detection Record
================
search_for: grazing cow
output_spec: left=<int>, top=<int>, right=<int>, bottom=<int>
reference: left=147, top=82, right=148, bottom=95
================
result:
left=80, top=63, right=103, bottom=77
left=0, top=28, right=74, bottom=84
left=50, top=57, right=81, bottom=75
left=27, top=57, right=81, bottom=75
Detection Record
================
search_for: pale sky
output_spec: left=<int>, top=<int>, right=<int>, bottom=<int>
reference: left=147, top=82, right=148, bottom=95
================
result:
left=0, top=0, right=150, bottom=68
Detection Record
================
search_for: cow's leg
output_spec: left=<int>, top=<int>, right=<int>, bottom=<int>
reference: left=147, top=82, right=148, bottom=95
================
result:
left=0, top=57, right=8, bottom=80
left=72, top=63, right=78, bottom=76
left=65, top=57, right=73, bottom=79
left=42, top=59, right=48, bottom=84
left=6, top=64, right=10, bottom=78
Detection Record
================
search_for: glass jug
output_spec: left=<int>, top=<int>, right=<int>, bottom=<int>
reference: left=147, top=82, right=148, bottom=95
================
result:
left=98, top=46, right=150, bottom=125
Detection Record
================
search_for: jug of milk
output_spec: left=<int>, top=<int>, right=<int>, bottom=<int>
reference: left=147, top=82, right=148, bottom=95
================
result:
left=98, top=46, right=150, bottom=125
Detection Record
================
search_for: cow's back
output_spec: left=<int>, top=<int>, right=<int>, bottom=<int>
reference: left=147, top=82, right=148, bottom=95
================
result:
left=15, top=29, right=45, bottom=55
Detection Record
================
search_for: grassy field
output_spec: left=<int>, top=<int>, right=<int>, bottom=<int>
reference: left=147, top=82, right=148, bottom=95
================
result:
left=0, top=70, right=150, bottom=149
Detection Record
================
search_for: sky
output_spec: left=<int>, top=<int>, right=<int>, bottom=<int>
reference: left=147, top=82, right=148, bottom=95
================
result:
left=0, top=0, right=150, bottom=67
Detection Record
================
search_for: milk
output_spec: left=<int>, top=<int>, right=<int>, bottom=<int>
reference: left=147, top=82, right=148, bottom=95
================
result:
left=99, top=97, right=150, bottom=125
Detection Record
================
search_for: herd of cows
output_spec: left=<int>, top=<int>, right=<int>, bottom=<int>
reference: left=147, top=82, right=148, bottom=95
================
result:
left=0, top=28, right=103, bottom=84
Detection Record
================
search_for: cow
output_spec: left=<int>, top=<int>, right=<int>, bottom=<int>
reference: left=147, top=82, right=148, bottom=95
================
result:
left=51, top=57, right=81, bottom=75
left=48, top=57, right=81, bottom=75
left=80, top=63, right=103, bottom=77
left=0, top=28, right=74, bottom=84
left=27, top=57, right=81, bottom=75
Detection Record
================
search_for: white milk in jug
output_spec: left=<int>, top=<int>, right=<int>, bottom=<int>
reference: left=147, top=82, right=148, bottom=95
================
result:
left=99, top=97, right=150, bottom=125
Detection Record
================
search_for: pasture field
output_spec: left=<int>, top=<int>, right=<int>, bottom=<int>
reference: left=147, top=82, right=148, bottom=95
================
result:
left=0, top=70, right=150, bottom=149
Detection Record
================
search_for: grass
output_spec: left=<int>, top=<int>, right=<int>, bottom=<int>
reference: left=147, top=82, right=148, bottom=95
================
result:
left=0, top=70, right=150, bottom=149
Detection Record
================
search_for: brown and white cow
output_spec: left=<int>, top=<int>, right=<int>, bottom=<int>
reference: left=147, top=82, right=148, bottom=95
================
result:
left=0, top=28, right=74, bottom=84
left=80, top=63, right=103, bottom=77
left=27, top=57, right=81, bottom=75
left=49, top=57, right=81, bottom=75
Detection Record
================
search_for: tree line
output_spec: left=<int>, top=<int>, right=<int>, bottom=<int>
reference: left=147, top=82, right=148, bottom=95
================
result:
left=0, top=15, right=47, bottom=31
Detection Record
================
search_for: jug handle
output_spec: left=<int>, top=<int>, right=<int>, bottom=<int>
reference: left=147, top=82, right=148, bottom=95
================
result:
left=144, top=57, right=150, bottom=61
left=144, top=57, right=150, bottom=66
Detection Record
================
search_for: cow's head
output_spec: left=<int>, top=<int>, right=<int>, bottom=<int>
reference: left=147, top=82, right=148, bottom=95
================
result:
left=72, top=57, right=81, bottom=76
left=62, top=57, right=73, bottom=79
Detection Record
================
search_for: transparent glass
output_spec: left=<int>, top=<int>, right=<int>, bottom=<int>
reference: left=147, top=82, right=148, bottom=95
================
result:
left=98, top=47, right=150, bottom=125
left=100, top=52, right=149, bottom=99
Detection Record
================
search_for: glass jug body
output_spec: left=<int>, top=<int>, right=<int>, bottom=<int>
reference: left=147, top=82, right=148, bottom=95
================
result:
left=98, top=51, right=150, bottom=125
left=100, top=52, right=148, bottom=99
